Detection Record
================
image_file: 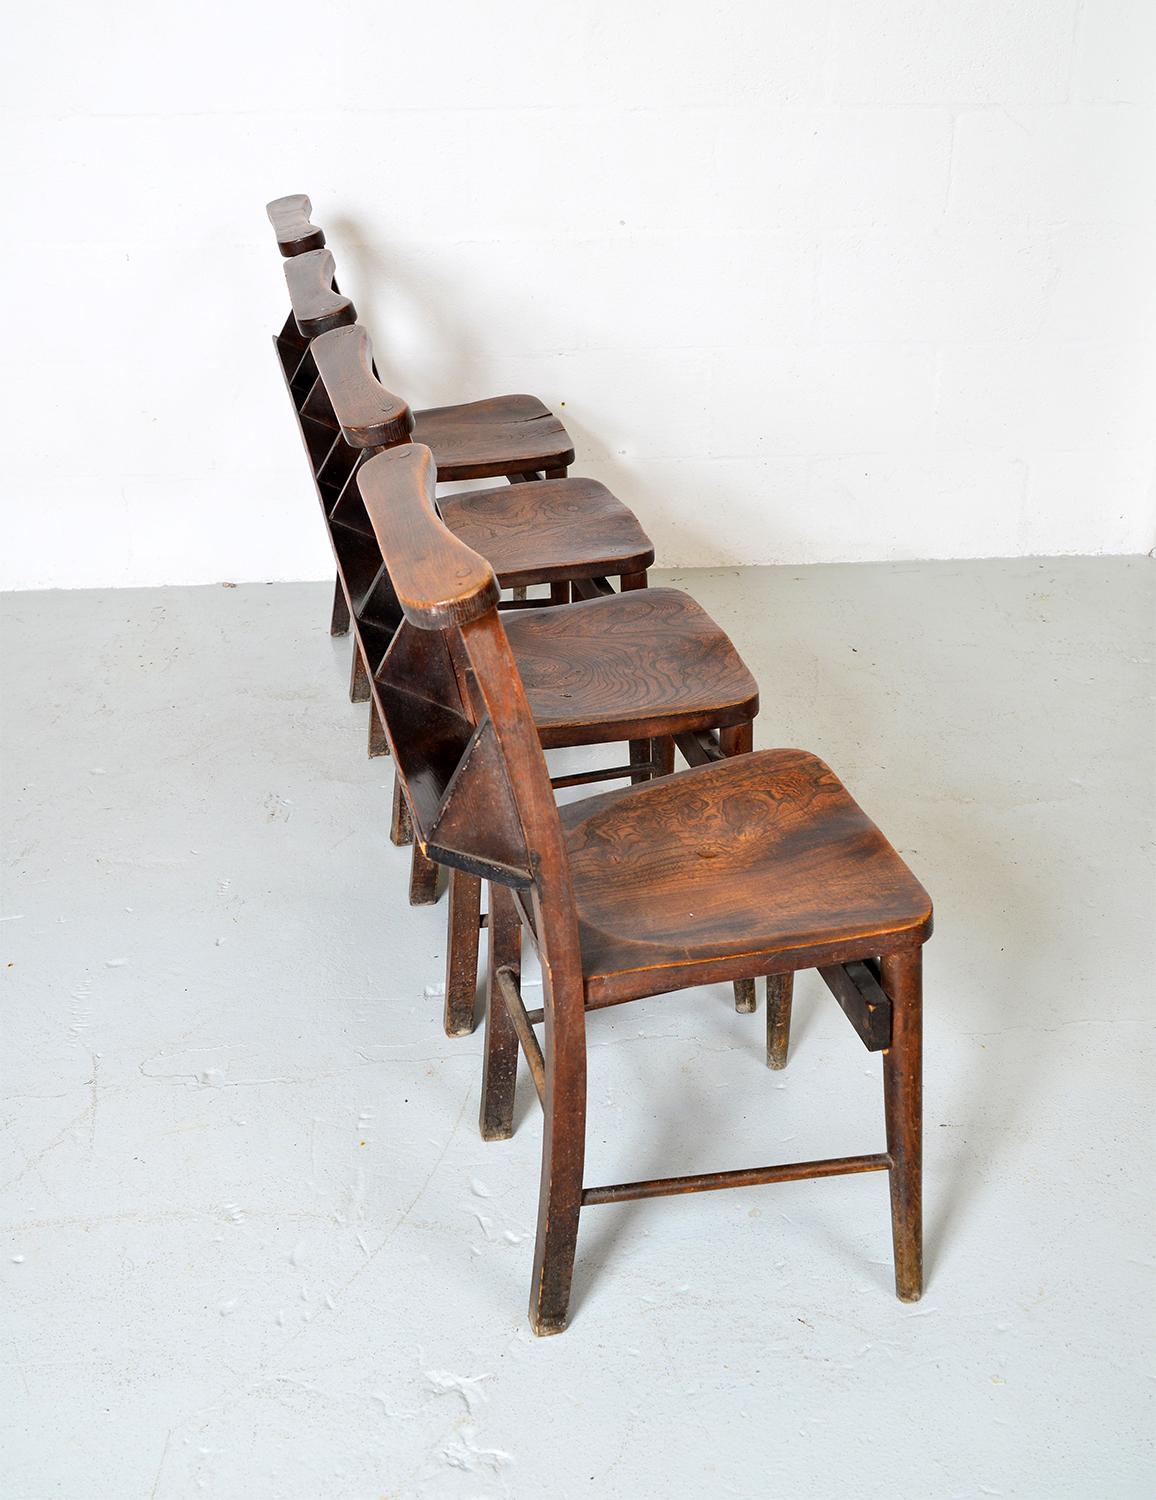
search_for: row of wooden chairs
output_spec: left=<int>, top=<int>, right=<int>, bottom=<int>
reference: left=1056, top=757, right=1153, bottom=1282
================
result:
left=266, top=195, right=932, bottom=1335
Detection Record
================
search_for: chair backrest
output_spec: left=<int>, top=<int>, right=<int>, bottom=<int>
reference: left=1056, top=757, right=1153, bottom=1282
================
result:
left=266, top=197, right=416, bottom=680
left=267, top=193, right=325, bottom=256
left=284, top=249, right=356, bottom=337
left=358, top=444, right=582, bottom=991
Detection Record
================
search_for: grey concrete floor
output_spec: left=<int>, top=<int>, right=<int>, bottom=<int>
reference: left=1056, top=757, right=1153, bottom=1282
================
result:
left=1, top=558, right=1153, bottom=1499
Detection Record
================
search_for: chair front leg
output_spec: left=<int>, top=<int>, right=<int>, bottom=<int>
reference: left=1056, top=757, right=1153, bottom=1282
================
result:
left=720, top=722, right=758, bottom=1012
left=881, top=948, right=923, bottom=1302
left=480, top=884, right=520, bottom=1140
left=529, top=977, right=588, bottom=1337
left=652, top=736, right=675, bottom=776
left=444, top=869, right=482, bottom=1037
left=619, top=571, right=653, bottom=783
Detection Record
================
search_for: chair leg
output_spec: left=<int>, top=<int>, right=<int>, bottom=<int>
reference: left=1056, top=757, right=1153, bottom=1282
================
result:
left=349, top=641, right=370, bottom=703
left=765, top=973, right=794, bottom=1069
left=629, top=739, right=653, bottom=784
left=408, top=842, right=440, bottom=906
left=719, top=722, right=753, bottom=757
left=549, top=582, right=570, bottom=604
left=618, top=571, right=653, bottom=779
left=528, top=989, right=587, bottom=1337
left=881, top=948, right=923, bottom=1302
left=330, top=572, right=350, bottom=636
left=480, top=884, right=521, bottom=1140
left=732, top=978, right=757, bottom=1013
left=367, top=698, right=389, bottom=758
left=389, top=776, right=413, bottom=846
left=444, top=870, right=482, bottom=1037
left=544, top=466, right=568, bottom=479
left=721, top=721, right=756, bottom=1011
left=653, top=736, right=675, bottom=776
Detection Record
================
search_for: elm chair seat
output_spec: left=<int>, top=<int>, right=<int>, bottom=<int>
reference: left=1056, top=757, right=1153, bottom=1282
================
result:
left=437, top=478, right=652, bottom=589
left=559, top=749, right=933, bottom=1007
left=505, top=588, right=758, bottom=745
left=413, top=395, right=575, bottom=481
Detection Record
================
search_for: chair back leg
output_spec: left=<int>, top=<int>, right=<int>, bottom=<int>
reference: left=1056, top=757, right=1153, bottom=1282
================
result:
left=480, top=884, right=522, bottom=1140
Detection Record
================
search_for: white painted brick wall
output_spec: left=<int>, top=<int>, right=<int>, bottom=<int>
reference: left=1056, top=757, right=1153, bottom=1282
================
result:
left=3, top=0, right=1153, bottom=587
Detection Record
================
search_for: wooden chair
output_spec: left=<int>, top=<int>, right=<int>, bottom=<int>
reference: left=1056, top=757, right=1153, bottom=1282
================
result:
left=358, top=442, right=932, bottom=1336
left=311, top=329, right=765, bottom=1035
left=268, top=193, right=583, bottom=635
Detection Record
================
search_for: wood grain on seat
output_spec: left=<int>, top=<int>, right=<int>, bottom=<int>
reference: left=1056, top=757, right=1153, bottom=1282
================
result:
left=413, top=395, right=575, bottom=481
left=284, top=249, right=356, bottom=338
left=503, top=589, right=758, bottom=747
left=438, top=478, right=654, bottom=588
left=559, top=749, right=933, bottom=1005
left=266, top=194, right=325, bottom=256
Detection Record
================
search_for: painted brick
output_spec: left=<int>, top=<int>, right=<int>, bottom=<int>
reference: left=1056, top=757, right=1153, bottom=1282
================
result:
left=831, top=0, right=1079, bottom=105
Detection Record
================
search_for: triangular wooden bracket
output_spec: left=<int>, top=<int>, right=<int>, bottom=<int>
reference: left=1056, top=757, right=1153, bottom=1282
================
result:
left=328, top=455, right=374, bottom=534
left=427, top=718, right=533, bottom=888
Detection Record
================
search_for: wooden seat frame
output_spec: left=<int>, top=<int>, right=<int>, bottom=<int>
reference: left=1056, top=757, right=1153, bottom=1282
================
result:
left=358, top=443, right=930, bottom=1336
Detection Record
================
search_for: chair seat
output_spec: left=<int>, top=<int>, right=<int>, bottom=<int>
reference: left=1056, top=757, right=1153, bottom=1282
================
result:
left=413, top=395, right=575, bottom=481
left=439, top=478, right=654, bottom=588
left=558, top=750, right=933, bottom=1006
left=504, top=588, right=758, bottom=748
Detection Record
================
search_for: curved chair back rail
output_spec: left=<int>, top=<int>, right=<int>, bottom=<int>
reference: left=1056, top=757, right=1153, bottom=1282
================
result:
left=310, top=325, right=414, bottom=450
left=284, top=249, right=356, bottom=337
left=266, top=194, right=325, bottom=256
left=359, top=444, right=500, bottom=630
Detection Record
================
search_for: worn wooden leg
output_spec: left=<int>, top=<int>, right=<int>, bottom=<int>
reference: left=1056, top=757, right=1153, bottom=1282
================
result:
left=408, top=842, right=440, bottom=906
left=549, top=582, right=570, bottom=605
left=652, top=736, right=675, bottom=776
left=881, top=948, right=923, bottom=1302
left=732, top=978, right=757, bottom=1013
left=628, top=739, right=653, bottom=785
left=480, top=884, right=521, bottom=1140
left=444, top=870, right=482, bottom=1037
left=722, top=721, right=756, bottom=1010
left=720, top=721, right=753, bottom=757
left=330, top=572, right=350, bottom=636
left=389, top=776, right=413, bottom=846
left=528, top=984, right=587, bottom=1337
left=367, top=698, right=389, bottom=758
left=765, top=972, right=794, bottom=1069
left=349, top=641, right=370, bottom=703
left=618, top=571, right=653, bottom=781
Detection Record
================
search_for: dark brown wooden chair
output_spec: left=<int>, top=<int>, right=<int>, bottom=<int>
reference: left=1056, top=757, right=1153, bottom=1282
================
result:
left=309, top=327, right=765, bottom=1035
left=358, top=442, right=932, bottom=1336
left=268, top=194, right=583, bottom=631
